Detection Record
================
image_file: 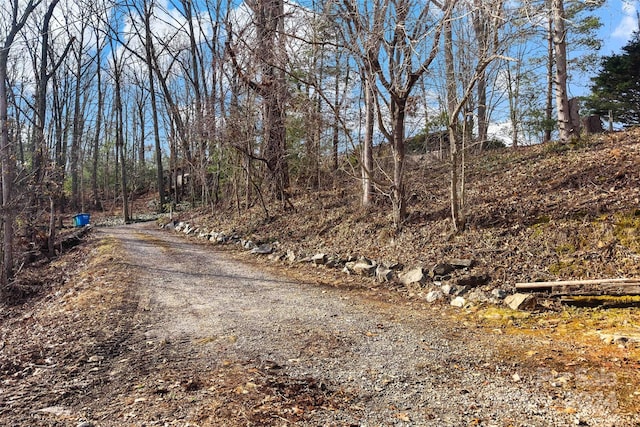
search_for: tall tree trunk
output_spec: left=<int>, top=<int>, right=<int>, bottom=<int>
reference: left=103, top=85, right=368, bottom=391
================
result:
left=143, top=0, right=166, bottom=212
left=506, top=63, right=520, bottom=147
left=0, top=0, right=42, bottom=285
left=182, top=0, right=206, bottom=202
left=332, top=46, right=341, bottom=172
left=70, top=28, right=86, bottom=211
left=32, top=0, right=62, bottom=185
left=472, top=1, right=486, bottom=146
left=391, top=99, right=407, bottom=229
left=445, top=12, right=465, bottom=233
left=113, top=60, right=129, bottom=223
left=361, top=73, right=374, bottom=208
left=544, top=10, right=554, bottom=143
left=232, top=0, right=289, bottom=201
left=552, top=0, right=576, bottom=142
left=92, top=43, right=104, bottom=210
left=0, top=52, right=15, bottom=285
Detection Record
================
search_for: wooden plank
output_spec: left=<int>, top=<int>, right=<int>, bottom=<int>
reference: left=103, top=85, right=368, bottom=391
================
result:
left=516, top=278, right=638, bottom=289
left=552, top=284, right=640, bottom=297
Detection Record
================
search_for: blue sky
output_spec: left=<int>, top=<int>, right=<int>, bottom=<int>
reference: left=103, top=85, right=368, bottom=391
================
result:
left=598, top=0, right=638, bottom=53
left=568, top=0, right=638, bottom=97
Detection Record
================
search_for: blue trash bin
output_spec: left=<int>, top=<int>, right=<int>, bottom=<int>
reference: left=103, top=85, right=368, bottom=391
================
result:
left=73, top=213, right=90, bottom=227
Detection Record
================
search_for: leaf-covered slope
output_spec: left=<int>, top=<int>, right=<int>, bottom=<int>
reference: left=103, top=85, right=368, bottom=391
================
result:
left=186, top=129, right=640, bottom=289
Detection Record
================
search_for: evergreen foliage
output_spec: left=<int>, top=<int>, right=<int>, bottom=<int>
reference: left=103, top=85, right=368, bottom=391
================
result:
left=585, top=32, right=640, bottom=125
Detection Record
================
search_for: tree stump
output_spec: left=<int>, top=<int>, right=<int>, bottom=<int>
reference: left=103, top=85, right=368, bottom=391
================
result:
left=583, top=115, right=604, bottom=134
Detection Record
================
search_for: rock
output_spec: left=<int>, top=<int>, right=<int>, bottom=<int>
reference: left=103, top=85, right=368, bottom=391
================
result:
left=504, top=293, right=537, bottom=311
left=243, top=240, right=255, bottom=250
left=449, top=258, right=474, bottom=268
left=455, top=274, right=491, bottom=288
left=36, top=406, right=72, bottom=416
left=491, top=288, right=508, bottom=299
left=441, top=284, right=468, bottom=296
left=399, top=267, right=427, bottom=286
left=268, top=252, right=284, bottom=262
left=425, top=290, right=443, bottom=303
left=597, top=331, right=640, bottom=346
left=251, top=244, right=273, bottom=255
left=312, top=253, right=328, bottom=265
left=174, top=221, right=186, bottom=232
left=353, top=260, right=376, bottom=276
left=450, top=296, right=466, bottom=308
left=77, top=422, right=95, bottom=427
left=375, top=265, right=394, bottom=282
left=441, top=283, right=455, bottom=295
left=466, top=288, right=488, bottom=302
left=387, top=262, right=404, bottom=271
left=286, top=250, right=296, bottom=263
left=326, top=258, right=341, bottom=268
left=431, top=263, right=454, bottom=277
left=162, top=220, right=176, bottom=229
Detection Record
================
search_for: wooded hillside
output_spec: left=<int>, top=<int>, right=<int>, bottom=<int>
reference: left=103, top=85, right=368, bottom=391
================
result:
left=0, top=0, right=623, bottom=287
left=175, top=129, right=640, bottom=292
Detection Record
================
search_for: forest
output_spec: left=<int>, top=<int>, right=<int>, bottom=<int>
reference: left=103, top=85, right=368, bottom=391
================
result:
left=0, top=0, right=626, bottom=286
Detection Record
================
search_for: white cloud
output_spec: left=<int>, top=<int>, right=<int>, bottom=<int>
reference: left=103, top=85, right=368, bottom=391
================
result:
left=612, top=0, right=638, bottom=39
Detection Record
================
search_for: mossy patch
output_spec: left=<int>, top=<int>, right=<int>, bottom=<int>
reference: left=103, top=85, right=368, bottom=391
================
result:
left=614, top=211, right=640, bottom=253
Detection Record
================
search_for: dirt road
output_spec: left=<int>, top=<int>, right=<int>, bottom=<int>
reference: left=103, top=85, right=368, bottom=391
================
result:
left=2, top=222, right=637, bottom=426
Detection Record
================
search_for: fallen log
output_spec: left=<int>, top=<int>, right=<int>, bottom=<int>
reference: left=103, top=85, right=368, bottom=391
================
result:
left=55, top=225, right=93, bottom=252
left=516, top=278, right=638, bottom=289
left=516, top=278, right=640, bottom=297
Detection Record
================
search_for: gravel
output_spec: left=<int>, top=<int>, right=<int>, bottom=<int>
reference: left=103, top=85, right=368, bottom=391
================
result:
left=99, top=222, right=637, bottom=426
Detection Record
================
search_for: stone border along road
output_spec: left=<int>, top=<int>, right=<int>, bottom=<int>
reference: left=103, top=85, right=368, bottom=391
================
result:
left=99, top=222, right=634, bottom=426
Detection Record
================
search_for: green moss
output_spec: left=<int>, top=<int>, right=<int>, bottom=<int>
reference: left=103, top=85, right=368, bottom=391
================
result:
left=555, top=243, right=576, bottom=255
left=549, top=261, right=571, bottom=275
left=535, top=215, right=551, bottom=225
left=613, top=211, right=640, bottom=253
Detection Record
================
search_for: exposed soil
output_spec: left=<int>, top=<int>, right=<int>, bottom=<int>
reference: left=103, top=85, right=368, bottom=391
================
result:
left=0, top=222, right=639, bottom=426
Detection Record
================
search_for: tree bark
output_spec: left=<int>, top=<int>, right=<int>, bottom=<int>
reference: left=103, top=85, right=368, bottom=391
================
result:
left=472, top=0, right=488, bottom=147
left=0, top=52, right=15, bottom=285
left=544, top=10, right=554, bottom=143
left=391, top=98, right=407, bottom=228
left=0, top=0, right=43, bottom=285
left=445, top=11, right=465, bottom=233
left=361, top=72, right=374, bottom=208
left=92, top=36, right=104, bottom=210
left=552, top=0, right=577, bottom=142
left=112, top=54, right=129, bottom=223
left=71, top=26, right=86, bottom=211
left=143, top=0, right=166, bottom=212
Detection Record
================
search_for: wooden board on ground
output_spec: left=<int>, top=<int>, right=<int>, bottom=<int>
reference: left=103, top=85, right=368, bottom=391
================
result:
left=515, top=278, right=640, bottom=297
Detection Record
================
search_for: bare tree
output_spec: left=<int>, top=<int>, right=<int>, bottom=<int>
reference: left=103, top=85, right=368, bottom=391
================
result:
left=227, top=0, right=290, bottom=203
left=137, top=0, right=167, bottom=211
left=109, top=40, right=130, bottom=222
left=0, top=0, right=44, bottom=285
left=340, top=0, right=454, bottom=228
left=444, top=0, right=506, bottom=233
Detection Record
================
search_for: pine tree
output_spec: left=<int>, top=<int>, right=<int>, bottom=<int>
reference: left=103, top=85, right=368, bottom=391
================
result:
left=586, top=33, right=640, bottom=125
